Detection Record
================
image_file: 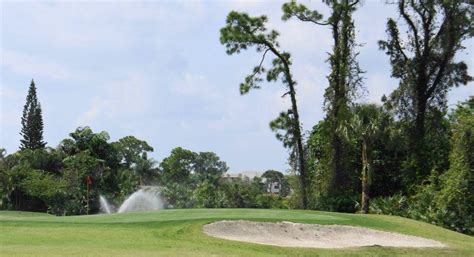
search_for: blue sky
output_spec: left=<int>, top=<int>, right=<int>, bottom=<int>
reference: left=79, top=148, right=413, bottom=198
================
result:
left=1, top=0, right=472, bottom=173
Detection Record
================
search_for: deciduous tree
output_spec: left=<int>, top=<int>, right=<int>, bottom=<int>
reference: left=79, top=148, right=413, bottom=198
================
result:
left=379, top=0, right=472, bottom=185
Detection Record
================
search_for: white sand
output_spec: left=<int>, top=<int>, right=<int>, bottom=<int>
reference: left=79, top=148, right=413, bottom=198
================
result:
left=203, top=220, right=446, bottom=249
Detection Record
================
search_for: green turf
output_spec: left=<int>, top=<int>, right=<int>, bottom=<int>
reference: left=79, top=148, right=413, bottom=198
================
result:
left=1, top=209, right=473, bottom=256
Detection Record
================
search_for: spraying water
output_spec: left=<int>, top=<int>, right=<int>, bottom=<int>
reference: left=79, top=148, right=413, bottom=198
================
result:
left=99, top=195, right=113, bottom=214
left=118, top=186, right=163, bottom=213
left=100, top=187, right=163, bottom=214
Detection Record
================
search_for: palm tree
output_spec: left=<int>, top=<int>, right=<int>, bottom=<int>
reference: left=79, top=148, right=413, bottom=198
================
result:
left=134, top=156, right=157, bottom=185
left=341, top=104, right=382, bottom=213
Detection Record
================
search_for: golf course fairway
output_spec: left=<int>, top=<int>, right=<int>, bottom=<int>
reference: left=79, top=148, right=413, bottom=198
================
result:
left=1, top=209, right=473, bottom=256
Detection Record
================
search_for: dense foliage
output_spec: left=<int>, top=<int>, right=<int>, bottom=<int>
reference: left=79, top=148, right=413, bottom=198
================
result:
left=370, top=99, right=474, bottom=234
left=0, top=127, right=149, bottom=215
left=0, top=128, right=291, bottom=214
left=379, top=0, right=473, bottom=186
left=219, top=0, right=472, bottom=235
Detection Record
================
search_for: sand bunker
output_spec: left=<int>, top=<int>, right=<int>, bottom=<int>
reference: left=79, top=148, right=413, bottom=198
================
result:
left=203, top=220, right=446, bottom=249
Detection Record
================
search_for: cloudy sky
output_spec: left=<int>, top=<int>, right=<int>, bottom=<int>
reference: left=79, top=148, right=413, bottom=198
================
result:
left=1, top=0, right=472, bottom=172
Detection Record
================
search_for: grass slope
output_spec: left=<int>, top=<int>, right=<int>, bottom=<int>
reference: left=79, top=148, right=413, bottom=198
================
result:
left=1, top=209, right=473, bottom=256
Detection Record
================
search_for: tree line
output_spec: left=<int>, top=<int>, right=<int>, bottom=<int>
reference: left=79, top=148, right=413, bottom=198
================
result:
left=0, top=124, right=292, bottom=214
left=0, top=81, right=291, bottom=214
left=220, top=0, right=472, bottom=234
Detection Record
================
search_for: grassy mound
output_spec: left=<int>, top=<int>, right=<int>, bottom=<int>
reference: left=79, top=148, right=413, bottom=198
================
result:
left=1, top=209, right=473, bottom=256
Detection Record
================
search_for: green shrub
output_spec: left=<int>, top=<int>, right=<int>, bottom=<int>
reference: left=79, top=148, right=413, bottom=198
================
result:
left=162, top=182, right=195, bottom=208
left=19, top=169, right=66, bottom=215
left=314, top=194, right=359, bottom=213
left=369, top=193, right=408, bottom=216
left=255, top=194, right=287, bottom=209
left=431, top=100, right=473, bottom=234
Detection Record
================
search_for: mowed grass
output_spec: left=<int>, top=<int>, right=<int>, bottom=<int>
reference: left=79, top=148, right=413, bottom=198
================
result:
left=1, top=209, right=473, bottom=256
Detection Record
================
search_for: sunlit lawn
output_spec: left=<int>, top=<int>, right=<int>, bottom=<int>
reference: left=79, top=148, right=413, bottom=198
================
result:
left=1, top=209, right=473, bottom=256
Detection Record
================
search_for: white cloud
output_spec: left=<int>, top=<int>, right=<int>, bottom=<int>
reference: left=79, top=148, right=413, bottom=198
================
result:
left=0, top=85, right=22, bottom=127
left=75, top=72, right=154, bottom=126
left=224, top=0, right=268, bottom=11
left=2, top=1, right=208, bottom=51
left=75, top=99, right=102, bottom=126
left=0, top=84, right=21, bottom=101
left=1, top=50, right=85, bottom=81
left=171, top=73, right=209, bottom=95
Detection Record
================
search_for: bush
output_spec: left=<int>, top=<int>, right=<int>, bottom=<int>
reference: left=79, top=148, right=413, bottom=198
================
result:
left=255, top=194, right=287, bottom=209
left=195, top=181, right=219, bottom=208
left=19, top=169, right=66, bottom=215
left=369, top=193, right=408, bottom=216
left=314, top=194, right=359, bottom=213
left=162, top=182, right=195, bottom=208
left=431, top=100, right=473, bottom=234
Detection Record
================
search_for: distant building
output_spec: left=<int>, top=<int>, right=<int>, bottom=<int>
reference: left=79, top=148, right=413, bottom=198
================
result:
left=221, top=173, right=250, bottom=183
left=221, top=171, right=262, bottom=183
left=267, top=181, right=281, bottom=194
left=221, top=171, right=284, bottom=195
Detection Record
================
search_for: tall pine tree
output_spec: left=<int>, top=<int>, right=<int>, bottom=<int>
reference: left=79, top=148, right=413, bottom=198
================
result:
left=283, top=0, right=363, bottom=201
left=20, top=79, right=46, bottom=150
left=220, top=12, right=310, bottom=208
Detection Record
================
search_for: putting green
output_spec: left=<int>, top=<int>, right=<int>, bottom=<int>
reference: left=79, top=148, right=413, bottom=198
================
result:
left=1, top=209, right=473, bottom=256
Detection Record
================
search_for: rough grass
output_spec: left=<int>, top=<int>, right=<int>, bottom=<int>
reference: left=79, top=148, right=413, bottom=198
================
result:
left=1, top=209, right=473, bottom=256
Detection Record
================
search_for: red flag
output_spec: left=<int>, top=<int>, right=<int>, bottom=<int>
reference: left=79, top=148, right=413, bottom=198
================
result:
left=85, top=176, right=93, bottom=185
